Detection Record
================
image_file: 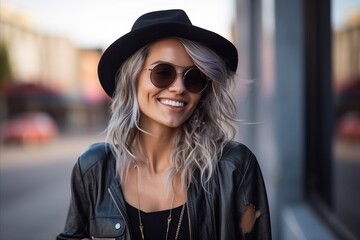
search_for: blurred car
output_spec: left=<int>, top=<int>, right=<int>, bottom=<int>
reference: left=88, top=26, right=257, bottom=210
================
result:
left=2, top=112, right=58, bottom=144
left=337, top=111, right=360, bottom=140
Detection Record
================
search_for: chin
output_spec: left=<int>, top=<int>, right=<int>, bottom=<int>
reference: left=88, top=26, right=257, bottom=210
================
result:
left=163, top=121, right=185, bottom=129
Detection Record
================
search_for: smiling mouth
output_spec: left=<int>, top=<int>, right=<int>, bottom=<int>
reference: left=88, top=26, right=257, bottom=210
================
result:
left=159, top=99, right=185, bottom=107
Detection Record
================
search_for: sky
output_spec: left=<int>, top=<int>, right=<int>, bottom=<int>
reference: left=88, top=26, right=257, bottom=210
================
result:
left=3, top=0, right=235, bottom=49
left=3, top=0, right=359, bottom=48
left=332, top=0, right=360, bottom=29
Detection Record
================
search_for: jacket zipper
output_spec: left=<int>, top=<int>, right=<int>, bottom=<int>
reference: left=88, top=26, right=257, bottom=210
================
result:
left=108, top=187, right=132, bottom=240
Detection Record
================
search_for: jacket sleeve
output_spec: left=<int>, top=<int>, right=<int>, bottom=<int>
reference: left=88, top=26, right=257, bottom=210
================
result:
left=57, top=159, right=91, bottom=239
left=235, top=149, right=272, bottom=240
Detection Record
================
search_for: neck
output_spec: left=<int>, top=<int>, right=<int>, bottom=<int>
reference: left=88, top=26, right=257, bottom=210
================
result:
left=136, top=132, right=176, bottom=174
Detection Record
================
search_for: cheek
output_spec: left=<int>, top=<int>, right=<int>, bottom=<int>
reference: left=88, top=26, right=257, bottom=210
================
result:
left=136, top=72, right=146, bottom=91
left=136, top=74, right=155, bottom=99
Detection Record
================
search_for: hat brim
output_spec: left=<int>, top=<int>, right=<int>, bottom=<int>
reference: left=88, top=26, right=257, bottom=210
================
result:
left=98, top=22, right=238, bottom=97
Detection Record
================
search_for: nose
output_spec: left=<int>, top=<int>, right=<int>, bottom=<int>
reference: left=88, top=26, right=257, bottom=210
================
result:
left=168, top=73, right=186, bottom=94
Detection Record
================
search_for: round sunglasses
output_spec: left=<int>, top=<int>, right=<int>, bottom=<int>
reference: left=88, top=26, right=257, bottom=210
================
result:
left=144, top=63, right=209, bottom=93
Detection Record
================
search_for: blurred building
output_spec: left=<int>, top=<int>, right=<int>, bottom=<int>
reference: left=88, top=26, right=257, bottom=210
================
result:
left=0, top=3, right=77, bottom=94
left=0, top=3, right=108, bottom=133
left=333, top=11, right=360, bottom=92
left=233, top=0, right=360, bottom=239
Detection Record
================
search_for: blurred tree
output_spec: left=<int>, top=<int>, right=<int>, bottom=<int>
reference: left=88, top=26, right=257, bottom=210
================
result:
left=0, top=42, right=12, bottom=125
left=0, top=42, right=12, bottom=87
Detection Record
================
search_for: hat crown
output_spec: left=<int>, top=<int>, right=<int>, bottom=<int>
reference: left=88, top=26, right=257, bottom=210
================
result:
left=99, top=9, right=238, bottom=97
left=132, top=9, right=192, bottom=31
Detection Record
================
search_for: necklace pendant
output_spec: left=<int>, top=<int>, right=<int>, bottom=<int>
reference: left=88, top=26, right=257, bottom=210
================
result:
left=139, top=224, right=145, bottom=240
left=167, top=216, right=172, bottom=229
left=165, top=216, right=172, bottom=240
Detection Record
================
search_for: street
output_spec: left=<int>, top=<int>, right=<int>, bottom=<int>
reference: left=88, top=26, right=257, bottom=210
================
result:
left=0, top=133, right=105, bottom=240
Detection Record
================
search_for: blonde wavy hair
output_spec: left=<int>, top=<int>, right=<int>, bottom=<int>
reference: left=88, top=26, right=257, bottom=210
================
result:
left=106, top=38, right=237, bottom=190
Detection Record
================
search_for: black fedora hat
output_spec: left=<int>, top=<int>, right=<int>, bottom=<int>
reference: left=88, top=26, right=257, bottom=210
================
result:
left=98, top=9, right=238, bottom=97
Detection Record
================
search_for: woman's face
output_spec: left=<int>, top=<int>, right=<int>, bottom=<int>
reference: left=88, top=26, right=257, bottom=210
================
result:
left=136, top=38, right=202, bottom=132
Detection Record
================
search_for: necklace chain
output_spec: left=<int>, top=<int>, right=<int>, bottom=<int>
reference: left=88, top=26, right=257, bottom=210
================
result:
left=134, top=162, right=185, bottom=240
left=175, top=202, right=186, bottom=239
left=135, top=163, right=145, bottom=240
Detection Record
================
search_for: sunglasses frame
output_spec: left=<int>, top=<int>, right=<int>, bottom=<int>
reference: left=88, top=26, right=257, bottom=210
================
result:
left=144, top=63, right=210, bottom=93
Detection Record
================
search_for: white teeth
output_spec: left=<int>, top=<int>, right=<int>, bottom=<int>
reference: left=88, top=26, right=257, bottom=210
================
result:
left=160, top=99, right=185, bottom=107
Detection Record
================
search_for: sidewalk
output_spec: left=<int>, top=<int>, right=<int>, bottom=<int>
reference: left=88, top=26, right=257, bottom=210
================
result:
left=0, top=132, right=106, bottom=169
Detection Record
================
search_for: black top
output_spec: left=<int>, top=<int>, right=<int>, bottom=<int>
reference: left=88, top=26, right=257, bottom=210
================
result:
left=125, top=201, right=190, bottom=240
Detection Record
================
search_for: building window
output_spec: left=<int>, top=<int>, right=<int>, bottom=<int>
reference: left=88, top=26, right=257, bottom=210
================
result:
left=306, top=0, right=360, bottom=239
left=331, top=0, right=360, bottom=238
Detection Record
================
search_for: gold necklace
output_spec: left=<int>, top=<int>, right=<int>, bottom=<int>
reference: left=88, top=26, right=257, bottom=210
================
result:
left=134, top=162, right=185, bottom=240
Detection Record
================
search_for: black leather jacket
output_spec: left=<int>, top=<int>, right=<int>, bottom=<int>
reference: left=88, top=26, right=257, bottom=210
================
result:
left=57, top=141, right=271, bottom=240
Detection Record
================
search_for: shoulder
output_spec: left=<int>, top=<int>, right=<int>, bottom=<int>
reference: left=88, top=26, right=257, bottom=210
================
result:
left=221, top=141, right=254, bottom=158
left=220, top=141, right=255, bottom=162
left=218, top=141, right=257, bottom=173
left=76, top=142, right=113, bottom=174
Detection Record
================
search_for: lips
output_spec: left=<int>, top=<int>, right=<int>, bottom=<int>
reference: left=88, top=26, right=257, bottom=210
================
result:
left=159, top=99, right=185, bottom=107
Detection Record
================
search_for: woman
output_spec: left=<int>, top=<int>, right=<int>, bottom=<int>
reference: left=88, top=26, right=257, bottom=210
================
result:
left=57, top=9, right=271, bottom=240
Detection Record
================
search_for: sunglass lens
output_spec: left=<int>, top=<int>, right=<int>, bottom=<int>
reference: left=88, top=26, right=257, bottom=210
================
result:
left=184, top=69, right=208, bottom=93
left=150, top=64, right=176, bottom=88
